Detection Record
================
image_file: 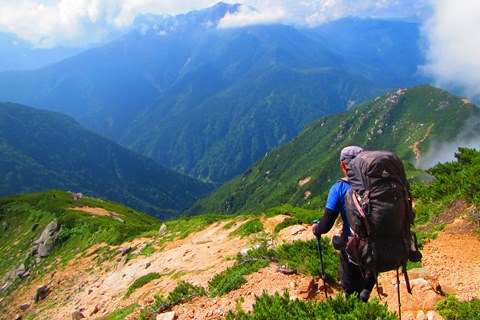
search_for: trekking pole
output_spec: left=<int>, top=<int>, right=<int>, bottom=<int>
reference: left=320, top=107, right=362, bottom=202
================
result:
left=313, top=220, right=328, bottom=298
left=396, top=268, right=402, bottom=320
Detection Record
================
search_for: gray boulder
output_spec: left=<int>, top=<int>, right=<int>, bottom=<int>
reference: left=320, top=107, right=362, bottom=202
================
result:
left=158, top=224, right=168, bottom=235
left=34, top=284, right=50, bottom=302
left=34, top=220, right=60, bottom=258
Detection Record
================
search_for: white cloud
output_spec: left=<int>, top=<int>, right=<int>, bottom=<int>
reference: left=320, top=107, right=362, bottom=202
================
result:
left=417, top=116, right=480, bottom=169
left=218, top=4, right=286, bottom=28
left=0, top=0, right=124, bottom=47
left=0, top=0, right=217, bottom=47
left=420, top=0, right=480, bottom=100
left=219, top=0, right=430, bottom=28
left=0, top=1, right=432, bottom=48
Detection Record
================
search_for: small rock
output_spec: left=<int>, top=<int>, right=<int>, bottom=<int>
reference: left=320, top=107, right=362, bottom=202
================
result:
left=410, top=278, right=431, bottom=288
left=158, top=224, right=168, bottom=235
left=71, top=311, right=85, bottom=319
left=296, top=277, right=315, bottom=299
left=408, top=268, right=434, bottom=280
left=35, top=285, right=49, bottom=302
left=90, top=305, right=99, bottom=316
left=73, top=193, right=83, bottom=200
left=16, top=264, right=27, bottom=278
left=437, top=283, right=458, bottom=296
left=145, top=261, right=151, bottom=269
left=117, top=255, right=128, bottom=269
left=416, top=310, right=427, bottom=320
left=290, top=281, right=297, bottom=289
left=426, top=310, right=440, bottom=320
left=156, top=311, right=177, bottom=320
left=291, top=225, right=306, bottom=235
left=121, top=246, right=132, bottom=256
left=111, top=215, right=125, bottom=223
left=239, top=244, right=261, bottom=257
left=19, top=303, right=30, bottom=311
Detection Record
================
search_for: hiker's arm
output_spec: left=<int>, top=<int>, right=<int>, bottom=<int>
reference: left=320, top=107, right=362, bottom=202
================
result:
left=312, top=208, right=338, bottom=237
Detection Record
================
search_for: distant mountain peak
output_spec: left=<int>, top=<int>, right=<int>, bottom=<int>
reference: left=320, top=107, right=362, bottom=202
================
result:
left=133, top=2, right=242, bottom=36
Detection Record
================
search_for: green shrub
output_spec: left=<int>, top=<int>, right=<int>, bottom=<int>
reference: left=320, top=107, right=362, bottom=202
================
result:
left=274, top=238, right=340, bottom=281
left=125, top=273, right=161, bottom=297
left=230, top=219, right=265, bottom=238
left=410, top=148, right=480, bottom=243
left=265, top=205, right=318, bottom=233
left=137, top=281, right=206, bottom=319
left=436, top=295, right=480, bottom=320
left=225, top=291, right=398, bottom=319
left=165, top=214, right=233, bottom=240
left=207, top=238, right=339, bottom=298
left=223, top=221, right=236, bottom=229
left=139, top=244, right=155, bottom=256
left=99, top=303, right=136, bottom=320
left=208, top=260, right=270, bottom=297
left=166, top=281, right=206, bottom=305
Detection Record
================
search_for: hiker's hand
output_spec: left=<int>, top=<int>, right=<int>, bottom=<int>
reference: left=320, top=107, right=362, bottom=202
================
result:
left=312, top=223, right=322, bottom=238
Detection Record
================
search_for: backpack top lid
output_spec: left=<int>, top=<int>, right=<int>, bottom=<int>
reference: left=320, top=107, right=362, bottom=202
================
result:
left=347, top=150, right=409, bottom=197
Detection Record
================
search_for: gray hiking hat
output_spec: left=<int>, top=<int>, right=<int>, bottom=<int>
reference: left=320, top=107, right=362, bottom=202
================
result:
left=340, top=146, right=364, bottom=164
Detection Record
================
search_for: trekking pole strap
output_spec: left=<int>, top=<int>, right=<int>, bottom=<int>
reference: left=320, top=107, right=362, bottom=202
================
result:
left=352, top=191, right=372, bottom=235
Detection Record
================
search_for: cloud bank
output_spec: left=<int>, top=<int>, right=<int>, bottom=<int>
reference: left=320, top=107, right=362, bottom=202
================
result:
left=0, top=0, right=217, bottom=47
left=417, top=116, right=480, bottom=170
left=0, top=0, right=429, bottom=48
left=420, top=0, right=480, bottom=101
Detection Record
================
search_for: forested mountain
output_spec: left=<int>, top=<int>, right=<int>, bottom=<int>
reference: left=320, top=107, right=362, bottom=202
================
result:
left=0, top=3, right=426, bottom=184
left=0, top=103, right=213, bottom=220
left=186, top=85, right=480, bottom=215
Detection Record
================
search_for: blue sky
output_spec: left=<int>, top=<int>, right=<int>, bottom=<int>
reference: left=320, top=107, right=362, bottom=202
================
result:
left=0, top=0, right=479, bottom=99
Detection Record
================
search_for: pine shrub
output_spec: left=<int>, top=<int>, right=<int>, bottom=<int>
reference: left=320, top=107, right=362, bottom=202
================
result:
left=225, top=291, right=397, bottom=319
left=436, top=295, right=480, bottom=320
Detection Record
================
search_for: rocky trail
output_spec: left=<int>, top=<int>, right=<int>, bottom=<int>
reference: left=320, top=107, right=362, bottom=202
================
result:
left=3, top=203, right=480, bottom=320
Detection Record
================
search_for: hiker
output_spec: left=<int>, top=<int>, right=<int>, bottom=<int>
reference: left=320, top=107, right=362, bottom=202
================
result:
left=312, top=146, right=375, bottom=302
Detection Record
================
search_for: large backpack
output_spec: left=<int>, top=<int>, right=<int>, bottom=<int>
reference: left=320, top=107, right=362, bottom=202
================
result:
left=344, top=150, right=421, bottom=287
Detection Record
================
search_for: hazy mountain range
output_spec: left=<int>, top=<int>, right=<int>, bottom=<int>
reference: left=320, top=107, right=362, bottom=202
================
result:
left=0, top=102, right=212, bottom=220
left=0, top=3, right=427, bottom=185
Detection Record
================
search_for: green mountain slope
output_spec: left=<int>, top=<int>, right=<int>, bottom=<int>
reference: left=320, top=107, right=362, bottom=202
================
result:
left=0, top=103, right=213, bottom=220
left=186, top=85, right=480, bottom=215
left=0, top=190, right=162, bottom=299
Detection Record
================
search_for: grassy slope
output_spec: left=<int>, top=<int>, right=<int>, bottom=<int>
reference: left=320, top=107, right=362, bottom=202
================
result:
left=186, top=85, right=480, bottom=215
left=0, top=190, right=162, bottom=293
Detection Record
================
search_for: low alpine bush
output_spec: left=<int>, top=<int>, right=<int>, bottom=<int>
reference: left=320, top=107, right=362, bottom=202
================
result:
left=225, top=291, right=398, bottom=319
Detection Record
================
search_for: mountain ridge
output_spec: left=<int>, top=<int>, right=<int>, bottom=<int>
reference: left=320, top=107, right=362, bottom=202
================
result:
left=0, top=102, right=213, bottom=220
left=186, top=85, right=480, bottom=215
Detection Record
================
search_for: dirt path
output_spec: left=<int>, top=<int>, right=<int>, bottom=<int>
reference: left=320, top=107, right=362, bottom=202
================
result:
left=374, top=216, right=480, bottom=319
